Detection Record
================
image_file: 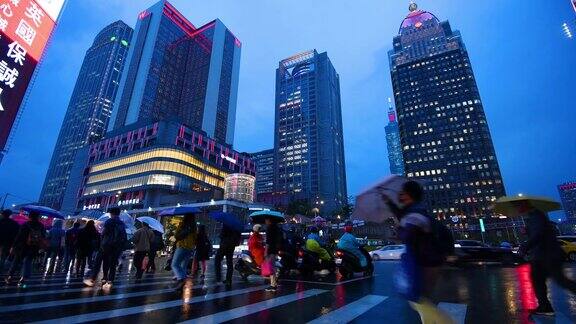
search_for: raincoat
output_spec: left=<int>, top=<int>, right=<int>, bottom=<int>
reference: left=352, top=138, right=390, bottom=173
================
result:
left=337, top=232, right=367, bottom=267
left=305, top=233, right=330, bottom=261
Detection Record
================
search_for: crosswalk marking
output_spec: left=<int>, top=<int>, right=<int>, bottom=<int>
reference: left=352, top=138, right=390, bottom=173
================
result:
left=30, top=285, right=269, bottom=324
left=8, top=273, right=173, bottom=284
left=180, top=289, right=328, bottom=324
left=0, top=278, right=176, bottom=299
left=307, top=295, right=388, bottom=324
left=438, top=303, right=467, bottom=324
left=0, top=275, right=173, bottom=289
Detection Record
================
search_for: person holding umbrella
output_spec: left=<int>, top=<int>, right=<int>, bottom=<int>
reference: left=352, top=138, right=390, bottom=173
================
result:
left=45, top=219, right=65, bottom=274
left=5, top=211, right=46, bottom=286
left=171, top=213, right=197, bottom=291
left=84, top=207, right=127, bottom=290
left=132, top=222, right=155, bottom=279
left=0, top=209, right=19, bottom=273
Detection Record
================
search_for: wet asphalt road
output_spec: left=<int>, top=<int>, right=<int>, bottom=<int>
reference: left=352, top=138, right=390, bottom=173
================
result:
left=0, top=259, right=575, bottom=323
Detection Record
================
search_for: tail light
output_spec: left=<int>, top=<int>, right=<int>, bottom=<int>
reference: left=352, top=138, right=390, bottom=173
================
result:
left=298, top=250, right=304, bottom=257
left=335, top=251, right=343, bottom=257
left=278, top=250, right=284, bottom=256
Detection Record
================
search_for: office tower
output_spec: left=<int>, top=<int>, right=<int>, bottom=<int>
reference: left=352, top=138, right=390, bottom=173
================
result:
left=385, top=98, right=404, bottom=175
left=274, top=50, right=347, bottom=213
left=109, top=1, right=241, bottom=146
left=389, top=3, right=505, bottom=222
left=251, top=148, right=274, bottom=198
left=39, top=21, right=133, bottom=209
left=559, top=182, right=576, bottom=220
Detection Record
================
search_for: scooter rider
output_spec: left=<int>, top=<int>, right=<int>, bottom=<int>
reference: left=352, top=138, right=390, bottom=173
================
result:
left=337, top=223, right=367, bottom=267
left=305, top=227, right=331, bottom=273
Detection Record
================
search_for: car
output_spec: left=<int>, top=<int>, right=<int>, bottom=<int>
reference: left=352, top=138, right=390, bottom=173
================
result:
left=558, top=239, right=576, bottom=262
left=453, top=240, right=524, bottom=265
left=369, top=245, right=405, bottom=261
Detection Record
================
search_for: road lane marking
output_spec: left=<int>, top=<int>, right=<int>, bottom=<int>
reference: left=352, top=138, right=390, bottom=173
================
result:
left=280, top=275, right=377, bottom=286
left=438, top=303, right=467, bottom=324
left=30, top=285, right=269, bottom=324
left=10, top=273, right=174, bottom=284
left=179, top=289, right=328, bottom=323
left=0, top=279, right=176, bottom=299
left=307, top=295, right=388, bottom=324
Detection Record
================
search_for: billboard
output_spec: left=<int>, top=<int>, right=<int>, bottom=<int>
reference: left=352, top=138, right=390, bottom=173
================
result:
left=0, top=0, right=63, bottom=154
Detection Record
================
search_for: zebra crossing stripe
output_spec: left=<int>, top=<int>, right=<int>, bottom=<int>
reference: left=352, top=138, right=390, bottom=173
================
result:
left=0, top=274, right=174, bottom=289
left=0, top=278, right=176, bottom=299
left=307, top=295, right=388, bottom=324
left=30, top=285, right=269, bottom=324
left=180, top=289, right=328, bottom=324
left=438, top=302, right=467, bottom=324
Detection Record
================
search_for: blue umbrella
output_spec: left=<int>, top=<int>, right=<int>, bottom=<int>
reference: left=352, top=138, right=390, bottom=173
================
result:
left=249, top=210, right=285, bottom=224
left=21, top=205, right=64, bottom=219
left=158, top=206, right=201, bottom=217
left=209, top=212, right=243, bottom=232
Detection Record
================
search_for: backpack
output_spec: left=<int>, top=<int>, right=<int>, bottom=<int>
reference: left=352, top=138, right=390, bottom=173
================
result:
left=27, top=226, right=45, bottom=248
left=102, top=220, right=126, bottom=249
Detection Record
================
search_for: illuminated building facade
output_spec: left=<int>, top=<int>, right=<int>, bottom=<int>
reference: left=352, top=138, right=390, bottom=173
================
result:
left=559, top=182, right=576, bottom=220
left=224, top=173, right=256, bottom=203
left=274, top=50, right=347, bottom=214
left=389, top=3, right=505, bottom=223
left=62, top=120, right=254, bottom=213
left=385, top=98, right=404, bottom=175
left=250, top=148, right=274, bottom=198
left=40, top=21, right=133, bottom=209
left=109, top=1, right=241, bottom=146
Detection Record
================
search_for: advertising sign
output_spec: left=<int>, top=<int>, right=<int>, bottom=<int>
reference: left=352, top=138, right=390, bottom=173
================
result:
left=0, top=0, right=63, bottom=153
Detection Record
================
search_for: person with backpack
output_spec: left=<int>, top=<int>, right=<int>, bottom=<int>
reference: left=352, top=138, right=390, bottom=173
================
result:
left=83, top=208, right=127, bottom=290
left=192, top=224, right=211, bottom=278
left=395, top=180, right=455, bottom=324
left=5, top=211, right=46, bottom=286
left=171, top=213, right=197, bottom=291
left=62, top=222, right=81, bottom=273
left=75, top=220, right=100, bottom=277
left=146, top=230, right=164, bottom=274
left=45, top=219, right=65, bottom=274
left=132, top=222, right=155, bottom=279
left=215, top=224, right=241, bottom=289
left=0, top=209, right=19, bottom=273
left=517, top=200, right=576, bottom=316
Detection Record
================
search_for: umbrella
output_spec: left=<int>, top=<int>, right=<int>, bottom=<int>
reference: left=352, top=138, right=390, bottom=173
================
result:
left=97, top=212, right=136, bottom=234
left=492, top=195, right=562, bottom=217
left=158, top=206, right=201, bottom=217
left=312, top=216, right=326, bottom=224
left=136, top=216, right=164, bottom=233
left=249, top=210, right=285, bottom=224
left=209, top=212, right=243, bottom=232
left=351, top=175, right=408, bottom=224
left=20, top=205, right=64, bottom=219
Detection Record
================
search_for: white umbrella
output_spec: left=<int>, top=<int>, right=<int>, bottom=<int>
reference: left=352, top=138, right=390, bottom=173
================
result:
left=96, top=212, right=136, bottom=233
left=351, top=175, right=408, bottom=224
left=136, top=216, right=164, bottom=233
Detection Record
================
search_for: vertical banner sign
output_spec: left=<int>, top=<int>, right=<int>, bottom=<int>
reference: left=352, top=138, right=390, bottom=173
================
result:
left=0, top=0, right=64, bottom=153
left=479, top=218, right=485, bottom=233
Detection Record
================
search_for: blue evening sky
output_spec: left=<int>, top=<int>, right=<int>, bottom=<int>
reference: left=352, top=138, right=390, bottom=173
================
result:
left=0, top=1, right=574, bottom=219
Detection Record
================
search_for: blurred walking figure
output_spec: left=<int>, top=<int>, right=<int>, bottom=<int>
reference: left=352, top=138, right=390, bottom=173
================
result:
left=62, top=222, right=81, bottom=273
left=45, top=219, right=65, bottom=274
left=516, top=200, right=576, bottom=316
left=248, top=224, right=265, bottom=266
left=192, top=225, right=211, bottom=278
left=84, top=208, right=127, bottom=290
left=215, top=224, right=241, bottom=289
left=172, top=213, right=197, bottom=291
left=146, top=230, right=164, bottom=273
left=395, top=181, right=455, bottom=324
left=0, top=209, right=19, bottom=273
left=75, top=220, right=100, bottom=276
left=132, top=222, right=154, bottom=279
left=5, top=211, right=46, bottom=286
left=265, top=218, right=283, bottom=292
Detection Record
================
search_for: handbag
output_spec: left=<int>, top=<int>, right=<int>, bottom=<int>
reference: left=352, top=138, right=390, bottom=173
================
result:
left=261, top=257, right=274, bottom=276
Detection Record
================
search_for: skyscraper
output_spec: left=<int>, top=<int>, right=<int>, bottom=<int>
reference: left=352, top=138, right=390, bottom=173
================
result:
left=389, top=3, right=505, bottom=223
left=39, top=21, right=133, bottom=209
left=108, top=1, right=241, bottom=146
left=250, top=148, right=274, bottom=198
left=274, top=50, right=347, bottom=213
left=385, top=98, right=404, bottom=175
left=559, top=182, right=576, bottom=220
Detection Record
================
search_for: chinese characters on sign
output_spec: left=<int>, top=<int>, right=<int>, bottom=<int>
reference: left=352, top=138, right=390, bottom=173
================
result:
left=0, top=0, right=61, bottom=152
